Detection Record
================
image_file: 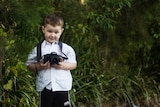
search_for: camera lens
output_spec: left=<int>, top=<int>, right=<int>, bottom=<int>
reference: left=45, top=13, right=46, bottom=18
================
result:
left=50, top=54, right=60, bottom=64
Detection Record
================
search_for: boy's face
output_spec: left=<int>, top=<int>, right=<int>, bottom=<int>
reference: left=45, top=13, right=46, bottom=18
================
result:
left=42, top=24, right=64, bottom=44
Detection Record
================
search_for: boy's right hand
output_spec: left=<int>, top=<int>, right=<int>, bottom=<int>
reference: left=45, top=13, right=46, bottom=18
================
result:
left=39, top=59, right=51, bottom=70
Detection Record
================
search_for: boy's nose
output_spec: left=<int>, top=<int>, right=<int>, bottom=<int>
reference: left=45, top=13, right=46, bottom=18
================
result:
left=51, top=33, right=56, bottom=37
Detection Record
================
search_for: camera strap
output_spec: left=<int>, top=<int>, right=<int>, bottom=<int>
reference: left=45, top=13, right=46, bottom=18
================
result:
left=37, top=39, right=44, bottom=62
left=36, top=40, right=68, bottom=62
left=58, top=42, right=68, bottom=60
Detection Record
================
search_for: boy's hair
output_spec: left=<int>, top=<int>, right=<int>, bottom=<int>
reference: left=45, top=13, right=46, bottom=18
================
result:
left=43, top=13, right=64, bottom=27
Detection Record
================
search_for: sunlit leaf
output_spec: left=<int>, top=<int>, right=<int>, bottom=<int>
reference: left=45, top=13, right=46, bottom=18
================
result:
left=3, top=80, right=13, bottom=91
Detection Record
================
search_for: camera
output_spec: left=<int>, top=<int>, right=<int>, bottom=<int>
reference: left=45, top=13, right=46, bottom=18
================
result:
left=42, top=52, right=62, bottom=65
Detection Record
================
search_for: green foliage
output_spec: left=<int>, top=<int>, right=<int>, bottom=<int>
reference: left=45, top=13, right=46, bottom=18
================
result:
left=0, top=61, right=38, bottom=107
left=0, top=28, right=38, bottom=106
left=0, top=0, right=54, bottom=106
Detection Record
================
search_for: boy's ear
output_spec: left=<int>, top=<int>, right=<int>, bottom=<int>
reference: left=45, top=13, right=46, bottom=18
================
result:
left=41, top=26, right=45, bottom=32
left=61, top=28, right=64, bottom=33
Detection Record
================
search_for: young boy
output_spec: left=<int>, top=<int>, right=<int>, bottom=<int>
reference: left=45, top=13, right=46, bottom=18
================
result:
left=26, top=13, right=77, bottom=107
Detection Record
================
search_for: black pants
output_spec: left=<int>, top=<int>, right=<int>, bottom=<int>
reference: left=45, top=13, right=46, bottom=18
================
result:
left=40, top=88, right=70, bottom=107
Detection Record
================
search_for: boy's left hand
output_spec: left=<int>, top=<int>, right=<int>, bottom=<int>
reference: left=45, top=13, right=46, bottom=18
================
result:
left=52, top=61, right=63, bottom=69
left=52, top=57, right=64, bottom=69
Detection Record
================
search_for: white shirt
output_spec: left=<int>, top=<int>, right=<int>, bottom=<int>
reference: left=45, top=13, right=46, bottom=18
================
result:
left=26, top=40, right=77, bottom=92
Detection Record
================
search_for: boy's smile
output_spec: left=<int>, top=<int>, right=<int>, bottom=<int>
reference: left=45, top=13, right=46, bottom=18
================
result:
left=42, top=24, right=64, bottom=43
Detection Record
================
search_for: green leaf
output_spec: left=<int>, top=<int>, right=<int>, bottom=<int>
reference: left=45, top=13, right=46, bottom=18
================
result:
left=3, top=80, right=13, bottom=91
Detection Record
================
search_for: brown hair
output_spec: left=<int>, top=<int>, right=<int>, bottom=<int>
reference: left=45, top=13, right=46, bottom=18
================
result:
left=43, top=13, right=64, bottom=27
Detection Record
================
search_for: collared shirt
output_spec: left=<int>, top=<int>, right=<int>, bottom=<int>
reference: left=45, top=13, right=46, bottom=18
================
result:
left=26, top=40, right=77, bottom=92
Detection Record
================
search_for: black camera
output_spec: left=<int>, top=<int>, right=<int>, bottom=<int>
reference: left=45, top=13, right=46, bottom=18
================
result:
left=42, top=52, right=61, bottom=65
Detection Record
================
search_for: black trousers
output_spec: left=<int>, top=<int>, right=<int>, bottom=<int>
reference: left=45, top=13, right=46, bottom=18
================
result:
left=40, top=88, right=70, bottom=107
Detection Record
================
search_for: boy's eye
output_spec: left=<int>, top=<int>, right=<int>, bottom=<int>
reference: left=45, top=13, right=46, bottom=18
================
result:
left=54, top=31, right=59, bottom=34
left=47, top=30, right=53, bottom=33
left=47, top=30, right=59, bottom=34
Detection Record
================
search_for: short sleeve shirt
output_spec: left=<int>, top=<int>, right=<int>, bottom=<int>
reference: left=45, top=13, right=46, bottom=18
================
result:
left=26, top=40, right=77, bottom=92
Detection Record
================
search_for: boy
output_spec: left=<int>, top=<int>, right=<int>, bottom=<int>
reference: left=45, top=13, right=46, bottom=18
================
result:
left=26, top=13, right=77, bottom=107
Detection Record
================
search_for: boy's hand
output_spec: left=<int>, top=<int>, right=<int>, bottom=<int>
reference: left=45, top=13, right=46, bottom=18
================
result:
left=52, top=60, right=64, bottom=69
left=52, top=61, right=77, bottom=70
left=39, top=59, right=51, bottom=69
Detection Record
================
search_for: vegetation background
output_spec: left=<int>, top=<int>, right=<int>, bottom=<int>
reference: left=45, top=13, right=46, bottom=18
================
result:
left=0, top=0, right=160, bottom=107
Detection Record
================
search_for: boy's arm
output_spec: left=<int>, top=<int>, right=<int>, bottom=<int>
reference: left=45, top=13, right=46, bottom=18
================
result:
left=27, top=63, right=37, bottom=73
left=53, top=62, right=77, bottom=70
left=28, top=61, right=76, bottom=72
left=27, top=60, right=51, bottom=72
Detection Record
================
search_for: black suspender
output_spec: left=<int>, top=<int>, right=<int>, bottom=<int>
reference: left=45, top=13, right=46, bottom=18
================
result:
left=36, top=39, right=44, bottom=62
